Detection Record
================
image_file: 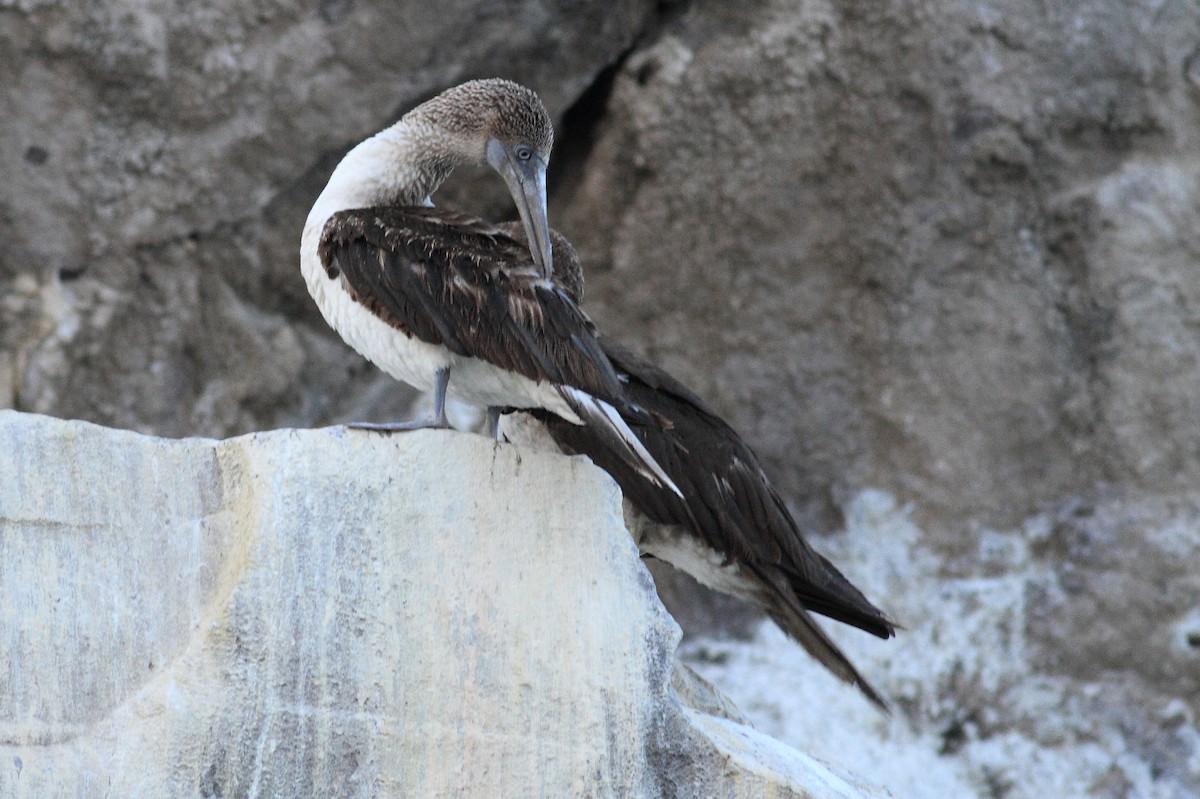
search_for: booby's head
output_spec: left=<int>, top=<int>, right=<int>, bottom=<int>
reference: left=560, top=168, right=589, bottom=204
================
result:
left=409, top=79, right=555, bottom=276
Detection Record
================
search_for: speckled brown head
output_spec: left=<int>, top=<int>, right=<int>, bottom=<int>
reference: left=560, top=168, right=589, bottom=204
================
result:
left=409, top=79, right=555, bottom=276
left=410, top=79, right=553, bottom=160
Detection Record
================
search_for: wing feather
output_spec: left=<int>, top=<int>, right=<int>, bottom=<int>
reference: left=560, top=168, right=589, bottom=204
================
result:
left=318, top=207, right=628, bottom=408
left=538, top=339, right=895, bottom=641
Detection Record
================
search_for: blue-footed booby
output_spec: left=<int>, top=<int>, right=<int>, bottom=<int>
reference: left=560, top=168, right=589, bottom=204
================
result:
left=300, top=79, right=679, bottom=494
left=498, top=223, right=896, bottom=710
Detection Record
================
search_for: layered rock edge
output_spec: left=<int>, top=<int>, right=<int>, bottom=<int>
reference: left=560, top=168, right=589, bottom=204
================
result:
left=0, top=410, right=888, bottom=798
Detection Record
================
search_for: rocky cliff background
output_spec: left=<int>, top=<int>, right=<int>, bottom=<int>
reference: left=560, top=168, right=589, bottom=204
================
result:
left=3, top=1, right=1199, bottom=796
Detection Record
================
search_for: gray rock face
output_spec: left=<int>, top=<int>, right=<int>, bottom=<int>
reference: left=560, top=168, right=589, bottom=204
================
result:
left=541, top=12, right=1200, bottom=789
left=556, top=0, right=1200, bottom=534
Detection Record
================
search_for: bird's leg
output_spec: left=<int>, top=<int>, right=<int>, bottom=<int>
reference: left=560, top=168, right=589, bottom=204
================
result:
left=485, top=407, right=505, bottom=441
left=349, top=367, right=452, bottom=432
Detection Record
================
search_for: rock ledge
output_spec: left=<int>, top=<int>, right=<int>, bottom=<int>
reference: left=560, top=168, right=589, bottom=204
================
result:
left=0, top=411, right=887, bottom=798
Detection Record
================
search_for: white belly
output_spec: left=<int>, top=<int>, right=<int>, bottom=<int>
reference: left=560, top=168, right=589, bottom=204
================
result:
left=630, top=511, right=760, bottom=600
left=300, top=225, right=579, bottom=420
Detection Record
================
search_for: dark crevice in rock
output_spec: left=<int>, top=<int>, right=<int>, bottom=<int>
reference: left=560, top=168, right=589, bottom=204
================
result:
left=549, top=0, right=693, bottom=207
left=23, top=145, right=49, bottom=165
left=548, top=60, right=622, bottom=206
left=316, top=0, right=354, bottom=26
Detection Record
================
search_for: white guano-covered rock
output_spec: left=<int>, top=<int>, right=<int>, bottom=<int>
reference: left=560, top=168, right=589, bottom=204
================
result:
left=0, top=411, right=889, bottom=798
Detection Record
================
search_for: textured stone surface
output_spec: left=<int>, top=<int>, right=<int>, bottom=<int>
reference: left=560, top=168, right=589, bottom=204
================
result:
left=557, top=0, right=1200, bottom=534
left=0, top=0, right=657, bottom=436
left=0, top=411, right=888, bottom=798
left=544, top=13, right=1200, bottom=782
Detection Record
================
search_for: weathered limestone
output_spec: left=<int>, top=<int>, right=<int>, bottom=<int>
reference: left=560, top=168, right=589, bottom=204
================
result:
left=0, top=410, right=888, bottom=798
left=686, top=489, right=1200, bottom=798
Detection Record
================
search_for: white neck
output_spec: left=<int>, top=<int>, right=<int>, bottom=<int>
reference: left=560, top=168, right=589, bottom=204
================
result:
left=306, top=123, right=458, bottom=229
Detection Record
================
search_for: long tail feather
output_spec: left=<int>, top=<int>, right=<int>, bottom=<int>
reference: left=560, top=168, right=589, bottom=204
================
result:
left=750, top=561, right=890, bottom=711
left=558, top=386, right=684, bottom=500
left=763, top=604, right=890, bottom=712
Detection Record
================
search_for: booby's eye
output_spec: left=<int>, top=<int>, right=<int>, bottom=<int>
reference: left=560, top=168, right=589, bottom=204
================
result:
left=514, top=144, right=534, bottom=161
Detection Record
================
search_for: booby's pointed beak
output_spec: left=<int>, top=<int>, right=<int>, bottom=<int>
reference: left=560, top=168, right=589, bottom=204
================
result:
left=486, top=139, right=553, bottom=279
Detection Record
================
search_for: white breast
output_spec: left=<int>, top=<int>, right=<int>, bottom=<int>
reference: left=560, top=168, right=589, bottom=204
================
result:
left=299, top=228, right=446, bottom=392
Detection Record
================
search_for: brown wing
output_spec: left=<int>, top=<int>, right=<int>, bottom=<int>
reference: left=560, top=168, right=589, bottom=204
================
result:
left=318, top=206, right=630, bottom=409
left=540, top=338, right=895, bottom=640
